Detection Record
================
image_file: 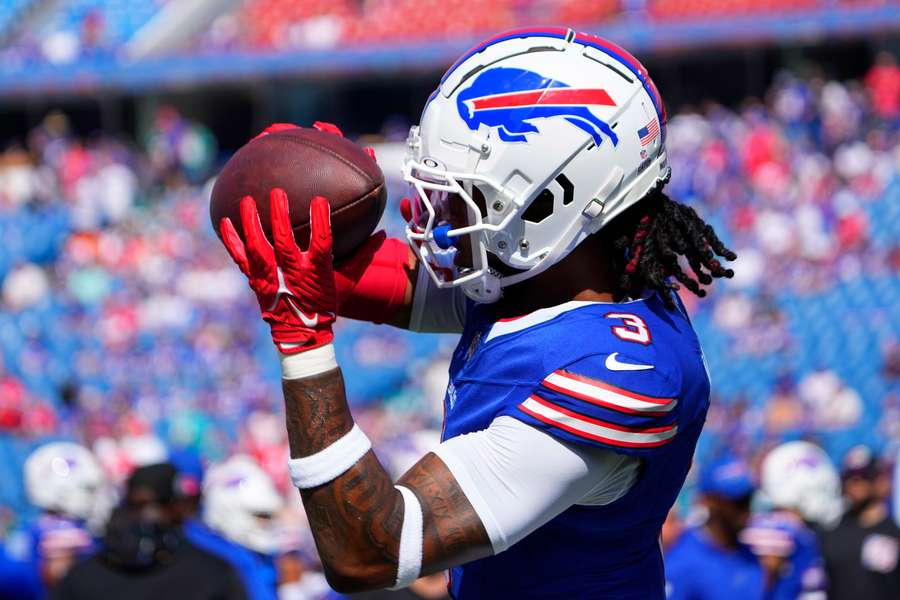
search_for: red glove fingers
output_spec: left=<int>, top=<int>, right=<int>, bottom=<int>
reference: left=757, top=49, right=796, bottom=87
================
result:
left=312, top=121, right=343, bottom=137
left=308, top=196, right=334, bottom=266
left=253, top=123, right=300, bottom=140
left=310, top=121, right=375, bottom=161
left=219, top=216, right=251, bottom=278
left=399, top=197, right=413, bottom=223
left=269, top=191, right=336, bottom=352
left=271, top=188, right=303, bottom=272
left=219, top=189, right=337, bottom=354
left=240, top=195, right=277, bottom=290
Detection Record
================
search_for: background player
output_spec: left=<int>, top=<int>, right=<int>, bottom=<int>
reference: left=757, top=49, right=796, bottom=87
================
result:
left=186, top=454, right=284, bottom=600
left=665, top=457, right=764, bottom=600
left=741, top=441, right=838, bottom=600
left=0, top=442, right=113, bottom=599
left=219, top=29, right=735, bottom=598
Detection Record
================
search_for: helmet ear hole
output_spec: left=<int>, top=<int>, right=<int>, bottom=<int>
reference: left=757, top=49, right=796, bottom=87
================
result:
left=557, top=174, right=575, bottom=206
left=522, top=188, right=555, bottom=224
left=472, top=185, right=488, bottom=219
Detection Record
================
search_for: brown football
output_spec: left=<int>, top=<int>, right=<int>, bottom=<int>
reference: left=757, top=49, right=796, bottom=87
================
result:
left=210, top=127, right=387, bottom=260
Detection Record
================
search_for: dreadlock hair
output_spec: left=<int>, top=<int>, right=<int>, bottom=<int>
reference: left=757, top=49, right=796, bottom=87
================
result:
left=603, top=186, right=737, bottom=309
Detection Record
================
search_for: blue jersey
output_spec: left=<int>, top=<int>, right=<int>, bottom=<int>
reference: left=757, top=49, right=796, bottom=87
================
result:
left=0, top=543, right=42, bottom=600
left=1, top=514, right=96, bottom=600
left=665, top=528, right=765, bottom=600
left=442, top=292, right=711, bottom=599
left=743, top=512, right=826, bottom=600
left=184, top=519, right=277, bottom=600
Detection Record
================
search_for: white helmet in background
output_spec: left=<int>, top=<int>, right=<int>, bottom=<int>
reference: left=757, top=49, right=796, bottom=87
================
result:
left=404, top=28, right=669, bottom=303
left=203, top=454, right=284, bottom=555
left=24, top=442, right=114, bottom=532
left=761, top=441, right=842, bottom=526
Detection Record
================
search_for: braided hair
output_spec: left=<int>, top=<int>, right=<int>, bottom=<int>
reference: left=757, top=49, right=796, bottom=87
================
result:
left=603, top=187, right=737, bottom=309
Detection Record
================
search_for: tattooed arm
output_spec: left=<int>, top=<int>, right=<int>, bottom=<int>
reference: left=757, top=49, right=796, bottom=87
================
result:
left=217, top=190, right=489, bottom=592
left=284, top=368, right=491, bottom=592
left=219, top=191, right=619, bottom=594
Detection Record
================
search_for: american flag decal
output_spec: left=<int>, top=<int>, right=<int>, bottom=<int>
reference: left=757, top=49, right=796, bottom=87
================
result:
left=637, top=120, right=659, bottom=146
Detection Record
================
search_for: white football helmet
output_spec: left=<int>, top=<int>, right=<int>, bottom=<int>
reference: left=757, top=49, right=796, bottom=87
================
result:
left=24, top=442, right=114, bottom=532
left=404, top=28, right=669, bottom=303
left=203, top=454, right=284, bottom=555
left=761, top=441, right=842, bottom=526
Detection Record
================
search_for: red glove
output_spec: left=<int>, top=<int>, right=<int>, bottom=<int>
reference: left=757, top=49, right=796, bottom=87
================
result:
left=252, top=121, right=377, bottom=160
left=219, top=188, right=336, bottom=354
left=334, top=233, right=413, bottom=324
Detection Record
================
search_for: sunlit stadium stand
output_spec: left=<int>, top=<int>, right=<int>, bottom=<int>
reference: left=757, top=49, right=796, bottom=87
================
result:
left=0, top=0, right=898, bottom=96
left=33, top=0, right=162, bottom=47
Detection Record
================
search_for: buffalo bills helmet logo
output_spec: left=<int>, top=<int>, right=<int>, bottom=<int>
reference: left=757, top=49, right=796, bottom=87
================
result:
left=457, top=67, right=619, bottom=146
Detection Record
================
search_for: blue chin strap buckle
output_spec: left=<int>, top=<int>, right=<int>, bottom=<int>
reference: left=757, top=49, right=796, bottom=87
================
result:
left=433, top=224, right=458, bottom=250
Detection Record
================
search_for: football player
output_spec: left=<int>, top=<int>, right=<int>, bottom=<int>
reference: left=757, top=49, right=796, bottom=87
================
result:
left=2, top=442, right=113, bottom=597
left=185, top=455, right=284, bottom=600
left=741, top=441, right=838, bottom=600
left=219, top=29, right=736, bottom=598
left=665, top=457, right=764, bottom=600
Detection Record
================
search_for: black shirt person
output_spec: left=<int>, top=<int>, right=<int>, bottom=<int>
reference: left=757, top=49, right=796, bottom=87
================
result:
left=52, top=463, right=248, bottom=600
left=820, top=446, right=900, bottom=600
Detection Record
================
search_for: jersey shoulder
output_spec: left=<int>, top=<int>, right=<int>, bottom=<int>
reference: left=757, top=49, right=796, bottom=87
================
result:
left=474, top=295, right=687, bottom=382
left=470, top=295, right=700, bottom=456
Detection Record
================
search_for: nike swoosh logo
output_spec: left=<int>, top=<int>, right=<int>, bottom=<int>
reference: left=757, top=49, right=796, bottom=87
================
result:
left=285, top=297, right=319, bottom=328
left=605, top=352, right=654, bottom=371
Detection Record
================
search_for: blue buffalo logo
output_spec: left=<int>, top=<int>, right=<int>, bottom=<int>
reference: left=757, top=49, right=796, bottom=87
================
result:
left=457, top=67, right=619, bottom=146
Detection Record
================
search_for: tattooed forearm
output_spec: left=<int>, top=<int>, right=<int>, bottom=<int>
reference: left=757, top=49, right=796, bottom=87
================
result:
left=399, top=453, right=492, bottom=572
left=284, top=371, right=401, bottom=590
left=300, top=454, right=402, bottom=589
left=282, top=368, right=491, bottom=592
left=283, top=369, right=354, bottom=457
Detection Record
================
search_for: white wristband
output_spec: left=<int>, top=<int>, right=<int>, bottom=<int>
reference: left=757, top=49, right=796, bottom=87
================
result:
left=280, top=343, right=338, bottom=379
left=389, top=485, right=423, bottom=590
left=288, top=424, right=372, bottom=489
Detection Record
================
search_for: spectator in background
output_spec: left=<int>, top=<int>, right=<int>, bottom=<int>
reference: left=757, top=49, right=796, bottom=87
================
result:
left=820, top=446, right=900, bottom=600
left=665, top=457, right=764, bottom=600
left=145, top=105, right=217, bottom=185
left=52, top=463, right=248, bottom=600
left=865, top=51, right=900, bottom=120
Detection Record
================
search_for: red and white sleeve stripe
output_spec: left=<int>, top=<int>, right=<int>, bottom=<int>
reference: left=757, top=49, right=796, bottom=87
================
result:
left=519, top=395, right=677, bottom=449
left=541, top=370, right=676, bottom=416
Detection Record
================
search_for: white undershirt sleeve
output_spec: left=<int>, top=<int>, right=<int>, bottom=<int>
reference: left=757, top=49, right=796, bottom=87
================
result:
left=408, top=265, right=468, bottom=333
left=432, top=415, right=640, bottom=554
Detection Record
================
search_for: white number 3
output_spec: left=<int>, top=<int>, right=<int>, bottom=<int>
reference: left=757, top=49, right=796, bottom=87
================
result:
left=605, top=313, right=652, bottom=345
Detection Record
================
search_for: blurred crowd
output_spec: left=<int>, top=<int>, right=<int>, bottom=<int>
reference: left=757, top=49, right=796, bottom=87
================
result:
left=0, top=52, right=897, bottom=598
left=0, top=0, right=879, bottom=69
left=665, top=52, right=900, bottom=466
